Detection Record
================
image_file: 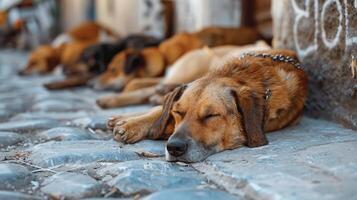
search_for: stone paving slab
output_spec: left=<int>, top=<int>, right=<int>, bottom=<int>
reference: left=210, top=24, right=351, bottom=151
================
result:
left=192, top=117, right=357, bottom=200
left=95, top=160, right=207, bottom=196
left=0, top=131, right=24, bottom=148
left=143, top=188, right=239, bottom=200
left=37, top=127, right=99, bottom=141
left=0, top=163, right=32, bottom=190
left=1, top=49, right=357, bottom=199
left=28, top=140, right=140, bottom=167
left=0, top=191, right=41, bottom=200
left=41, top=172, right=102, bottom=199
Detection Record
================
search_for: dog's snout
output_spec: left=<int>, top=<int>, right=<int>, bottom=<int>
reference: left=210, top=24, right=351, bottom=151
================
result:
left=167, top=139, right=188, bottom=157
left=18, top=69, right=27, bottom=76
left=88, top=78, right=98, bottom=88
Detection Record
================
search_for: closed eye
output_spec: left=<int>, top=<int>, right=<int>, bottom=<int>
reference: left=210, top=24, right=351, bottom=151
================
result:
left=203, top=113, right=220, bottom=120
left=111, top=67, right=117, bottom=73
left=172, top=110, right=185, bottom=117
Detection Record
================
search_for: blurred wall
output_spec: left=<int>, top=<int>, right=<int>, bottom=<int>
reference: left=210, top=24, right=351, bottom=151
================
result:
left=59, top=0, right=272, bottom=39
left=175, top=0, right=242, bottom=32
left=96, top=0, right=139, bottom=36
left=60, top=0, right=89, bottom=30
left=95, top=0, right=243, bottom=37
left=95, top=0, right=165, bottom=38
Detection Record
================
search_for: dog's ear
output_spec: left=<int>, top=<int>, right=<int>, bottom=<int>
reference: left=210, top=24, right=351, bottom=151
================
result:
left=231, top=87, right=268, bottom=147
left=124, top=52, right=145, bottom=74
left=149, top=85, right=187, bottom=139
left=46, top=55, right=60, bottom=71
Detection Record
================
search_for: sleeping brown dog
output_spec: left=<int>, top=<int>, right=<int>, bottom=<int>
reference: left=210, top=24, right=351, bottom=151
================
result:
left=92, top=47, right=164, bottom=91
left=107, top=49, right=308, bottom=162
left=96, top=41, right=271, bottom=108
left=91, top=26, right=260, bottom=91
left=18, top=21, right=118, bottom=75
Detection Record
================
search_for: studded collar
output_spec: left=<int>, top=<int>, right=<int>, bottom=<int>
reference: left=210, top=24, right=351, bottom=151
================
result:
left=240, top=52, right=302, bottom=101
left=240, top=52, right=302, bottom=69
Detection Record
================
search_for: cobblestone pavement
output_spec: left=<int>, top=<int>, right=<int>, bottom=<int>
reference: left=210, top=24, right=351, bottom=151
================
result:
left=1, top=49, right=357, bottom=200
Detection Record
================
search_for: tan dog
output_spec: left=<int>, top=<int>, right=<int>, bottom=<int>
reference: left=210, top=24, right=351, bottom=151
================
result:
left=92, top=47, right=164, bottom=91
left=19, top=21, right=118, bottom=75
left=96, top=41, right=271, bottom=108
left=18, top=45, right=62, bottom=75
left=92, top=26, right=260, bottom=92
left=107, top=49, right=308, bottom=162
left=42, top=41, right=98, bottom=90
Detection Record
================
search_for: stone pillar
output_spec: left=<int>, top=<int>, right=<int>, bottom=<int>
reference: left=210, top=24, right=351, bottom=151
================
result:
left=174, top=0, right=242, bottom=32
left=272, top=0, right=357, bottom=129
left=95, top=0, right=168, bottom=38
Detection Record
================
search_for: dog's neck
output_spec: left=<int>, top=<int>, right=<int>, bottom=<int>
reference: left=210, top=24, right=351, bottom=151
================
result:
left=141, top=48, right=166, bottom=77
left=240, top=52, right=302, bottom=69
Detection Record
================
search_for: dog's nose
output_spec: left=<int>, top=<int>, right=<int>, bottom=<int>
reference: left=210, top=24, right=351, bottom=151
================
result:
left=167, top=139, right=187, bottom=157
left=88, top=78, right=97, bottom=87
left=18, top=69, right=28, bottom=76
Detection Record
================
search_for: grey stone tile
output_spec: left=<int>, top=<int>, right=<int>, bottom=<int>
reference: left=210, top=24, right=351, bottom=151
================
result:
left=124, top=140, right=166, bottom=156
left=0, top=191, right=40, bottom=200
left=143, top=188, right=238, bottom=200
left=31, top=99, right=94, bottom=112
left=96, top=160, right=206, bottom=196
left=29, top=140, right=140, bottom=167
left=0, top=131, right=24, bottom=148
left=37, top=127, right=98, bottom=141
left=0, top=119, right=61, bottom=133
left=41, top=172, right=101, bottom=199
left=0, top=163, right=32, bottom=190
left=193, top=117, right=357, bottom=200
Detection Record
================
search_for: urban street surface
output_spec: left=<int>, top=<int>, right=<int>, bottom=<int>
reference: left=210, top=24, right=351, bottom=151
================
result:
left=1, top=50, right=357, bottom=200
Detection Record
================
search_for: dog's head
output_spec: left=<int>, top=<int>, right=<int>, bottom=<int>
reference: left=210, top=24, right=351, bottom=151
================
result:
left=157, top=76, right=268, bottom=162
left=19, top=45, right=60, bottom=75
left=91, top=48, right=164, bottom=90
left=77, top=43, right=112, bottom=75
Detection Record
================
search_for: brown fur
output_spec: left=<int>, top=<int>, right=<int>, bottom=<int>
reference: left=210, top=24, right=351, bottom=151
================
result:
left=97, top=42, right=270, bottom=108
left=19, top=21, right=118, bottom=76
left=18, top=45, right=62, bottom=75
left=94, top=48, right=165, bottom=91
left=193, top=27, right=261, bottom=47
left=94, top=27, right=260, bottom=93
left=60, top=41, right=98, bottom=75
left=67, top=21, right=118, bottom=43
left=108, top=49, right=308, bottom=161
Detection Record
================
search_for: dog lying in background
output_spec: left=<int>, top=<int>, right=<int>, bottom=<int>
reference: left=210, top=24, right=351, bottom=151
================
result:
left=91, top=26, right=261, bottom=92
left=18, top=21, right=119, bottom=75
left=44, top=35, right=162, bottom=90
left=91, top=47, right=165, bottom=91
left=107, top=49, right=308, bottom=162
left=96, top=41, right=270, bottom=108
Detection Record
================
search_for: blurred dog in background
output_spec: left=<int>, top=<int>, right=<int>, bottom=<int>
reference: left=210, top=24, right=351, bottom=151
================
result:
left=92, top=26, right=261, bottom=93
left=18, top=21, right=119, bottom=76
left=96, top=40, right=270, bottom=108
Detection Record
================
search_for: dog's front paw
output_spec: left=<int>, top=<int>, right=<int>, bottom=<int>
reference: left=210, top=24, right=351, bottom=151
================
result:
left=107, top=116, right=125, bottom=130
left=113, top=117, right=148, bottom=144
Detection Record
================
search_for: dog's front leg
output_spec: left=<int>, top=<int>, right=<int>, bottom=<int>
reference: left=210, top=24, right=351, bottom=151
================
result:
left=96, top=86, right=156, bottom=108
left=110, top=106, right=165, bottom=143
left=44, top=75, right=91, bottom=90
left=123, top=78, right=162, bottom=92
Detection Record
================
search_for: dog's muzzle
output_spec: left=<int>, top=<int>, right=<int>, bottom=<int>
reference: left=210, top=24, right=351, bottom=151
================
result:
left=165, top=135, right=215, bottom=163
left=167, top=138, right=188, bottom=157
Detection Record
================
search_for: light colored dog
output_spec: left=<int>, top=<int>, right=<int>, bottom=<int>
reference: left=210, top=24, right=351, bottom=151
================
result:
left=96, top=41, right=271, bottom=108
